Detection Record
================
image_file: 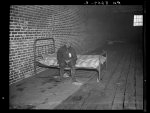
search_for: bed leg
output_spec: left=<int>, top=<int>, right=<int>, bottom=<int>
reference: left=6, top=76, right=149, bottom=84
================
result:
left=34, top=61, right=36, bottom=75
left=97, top=59, right=101, bottom=82
left=105, top=51, right=107, bottom=70
left=34, top=40, right=36, bottom=76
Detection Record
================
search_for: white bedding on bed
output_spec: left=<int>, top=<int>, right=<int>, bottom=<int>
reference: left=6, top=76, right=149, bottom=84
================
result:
left=38, top=54, right=106, bottom=68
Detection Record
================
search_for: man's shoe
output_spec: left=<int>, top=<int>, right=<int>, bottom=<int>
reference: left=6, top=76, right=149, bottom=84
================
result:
left=63, top=73, right=70, bottom=78
left=72, top=79, right=83, bottom=85
left=54, top=76, right=62, bottom=82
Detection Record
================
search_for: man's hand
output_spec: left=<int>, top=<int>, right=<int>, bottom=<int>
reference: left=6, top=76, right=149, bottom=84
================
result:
left=65, top=60, right=71, bottom=63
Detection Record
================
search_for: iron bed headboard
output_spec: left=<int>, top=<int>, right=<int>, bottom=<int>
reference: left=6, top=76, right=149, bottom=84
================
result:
left=34, top=38, right=55, bottom=74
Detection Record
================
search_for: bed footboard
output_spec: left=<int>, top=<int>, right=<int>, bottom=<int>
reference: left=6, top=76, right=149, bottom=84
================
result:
left=97, top=50, right=107, bottom=82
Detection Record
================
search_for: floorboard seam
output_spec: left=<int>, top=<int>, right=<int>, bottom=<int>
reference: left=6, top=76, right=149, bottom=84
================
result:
left=111, top=54, right=127, bottom=109
left=123, top=50, right=133, bottom=109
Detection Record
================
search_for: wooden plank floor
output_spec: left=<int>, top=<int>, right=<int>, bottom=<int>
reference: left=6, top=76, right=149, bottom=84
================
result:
left=54, top=43, right=143, bottom=110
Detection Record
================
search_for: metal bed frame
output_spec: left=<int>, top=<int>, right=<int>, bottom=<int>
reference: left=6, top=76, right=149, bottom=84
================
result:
left=34, top=38, right=107, bottom=82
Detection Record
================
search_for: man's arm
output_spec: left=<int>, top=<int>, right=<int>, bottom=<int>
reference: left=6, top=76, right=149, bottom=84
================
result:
left=70, top=47, right=77, bottom=61
left=57, top=46, right=65, bottom=63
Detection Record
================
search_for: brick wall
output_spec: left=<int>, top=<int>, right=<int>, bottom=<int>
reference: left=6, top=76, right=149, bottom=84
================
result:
left=9, top=5, right=90, bottom=85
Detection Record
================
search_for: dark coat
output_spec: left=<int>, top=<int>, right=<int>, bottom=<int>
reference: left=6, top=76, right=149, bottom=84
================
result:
left=57, top=45, right=77, bottom=67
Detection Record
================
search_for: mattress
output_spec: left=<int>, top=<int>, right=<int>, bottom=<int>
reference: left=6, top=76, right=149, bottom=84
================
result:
left=38, top=54, right=106, bottom=69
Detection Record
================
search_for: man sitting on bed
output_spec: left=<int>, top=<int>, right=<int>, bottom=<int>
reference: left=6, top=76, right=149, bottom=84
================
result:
left=57, top=41, right=78, bottom=83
